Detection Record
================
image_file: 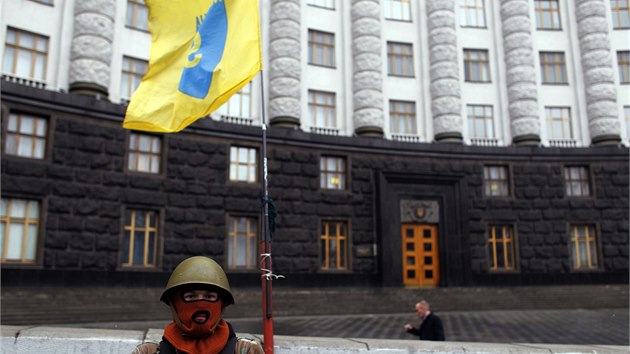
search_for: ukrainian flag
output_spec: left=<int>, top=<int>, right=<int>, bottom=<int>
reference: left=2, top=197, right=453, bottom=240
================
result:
left=123, top=0, right=262, bottom=133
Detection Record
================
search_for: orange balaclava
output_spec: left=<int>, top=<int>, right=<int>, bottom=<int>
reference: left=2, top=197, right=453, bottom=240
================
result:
left=163, top=288, right=230, bottom=354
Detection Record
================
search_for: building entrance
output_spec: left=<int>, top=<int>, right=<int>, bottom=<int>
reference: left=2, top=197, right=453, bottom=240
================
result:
left=401, top=224, right=439, bottom=287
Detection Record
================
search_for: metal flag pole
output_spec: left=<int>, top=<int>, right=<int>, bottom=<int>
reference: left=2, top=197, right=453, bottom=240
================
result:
left=259, top=69, right=274, bottom=354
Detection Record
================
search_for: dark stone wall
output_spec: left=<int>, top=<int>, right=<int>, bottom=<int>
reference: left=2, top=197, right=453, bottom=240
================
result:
left=1, top=82, right=628, bottom=288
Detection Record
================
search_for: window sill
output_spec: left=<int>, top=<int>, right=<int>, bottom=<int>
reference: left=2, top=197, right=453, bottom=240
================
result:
left=306, top=4, right=335, bottom=11
left=541, top=82, right=570, bottom=86
left=388, top=74, right=415, bottom=78
left=124, top=25, right=150, bottom=33
left=308, top=63, right=336, bottom=69
left=384, top=18, right=413, bottom=23
left=536, top=28, right=563, bottom=31
left=118, top=265, right=162, bottom=272
left=464, top=80, right=492, bottom=84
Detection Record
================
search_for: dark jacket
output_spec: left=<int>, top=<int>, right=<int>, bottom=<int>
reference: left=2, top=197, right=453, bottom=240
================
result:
left=407, top=313, right=445, bottom=341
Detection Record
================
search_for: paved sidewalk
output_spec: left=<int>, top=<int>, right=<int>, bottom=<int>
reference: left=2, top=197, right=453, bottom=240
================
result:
left=54, top=308, right=629, bottom=346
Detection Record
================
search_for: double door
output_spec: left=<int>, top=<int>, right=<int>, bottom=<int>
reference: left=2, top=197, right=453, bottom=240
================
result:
left=402, top=224, right=439, bottom=287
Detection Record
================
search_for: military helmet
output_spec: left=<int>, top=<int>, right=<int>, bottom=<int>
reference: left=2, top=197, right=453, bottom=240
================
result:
left=160, top=256, right=234, bottom=306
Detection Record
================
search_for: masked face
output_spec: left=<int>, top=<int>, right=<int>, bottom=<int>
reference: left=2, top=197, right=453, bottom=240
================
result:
left=170, top=289, right=224, bottom=337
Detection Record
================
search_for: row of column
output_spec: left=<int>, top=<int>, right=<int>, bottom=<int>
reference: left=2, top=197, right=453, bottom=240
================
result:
left=70, top=0, right=620, bottom=145
left=267, top=0, right=621, bottom=145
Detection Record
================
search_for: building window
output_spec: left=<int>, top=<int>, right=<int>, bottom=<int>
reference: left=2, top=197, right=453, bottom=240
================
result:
left=546, top=107, right=572, bottom=140
left=320, top=156, right=346, bottom=190
left=230, top=146, right=257, bottom=183
left=463, top=49, right=490, bottom=82
left=120, top=56, right=147, bottom=100
left=307, top=0, right=334, bottom=9
left=4, top=112, right=47, bottom=159
left=308, top=30, right=335, bottom=68
left=611, top=0, right=630, bottom=29
left=218, top=83, right=252, bottom=119
left=126, top=0, right=148, bottom=31
left=458, top=0, right=486, bottom=27
left=3, top=28, right=48, bottom=82
left=128, top=133, right=161, bottom=174
left=535, top=0, right=561, bottom=30
left=484, top=165, right=509, bottom=197
left=564, top=166, right=591, bottom=197
left=308, top=90, right=336, bottom=129
left=320, top=220, right=348, bottom=270
left=1, top=198, right=40, bottom=264
left=389, top=100, right=416, bottom=134
left=387, top=42, right=414, bottom=77
left=487, top=225, right=516, bottom=271
left=618, top=51, right=629, bottom=83
left=570, top=225, right=599, bottom=270
left=540, top=52, right=568, bottom=84
left=121, top=209, right=158, bottom=268
left=467, top=105, right=494, bottom=139
left=384, top=0, right=412, bottom=21
left=227, top=215, right=258, bottom=270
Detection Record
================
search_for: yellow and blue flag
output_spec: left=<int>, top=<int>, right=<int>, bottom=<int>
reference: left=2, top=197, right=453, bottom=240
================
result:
left=123, top=0, right=262, bottom=133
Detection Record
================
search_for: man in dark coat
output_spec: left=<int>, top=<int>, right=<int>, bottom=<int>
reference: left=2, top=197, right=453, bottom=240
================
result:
left=404, top=300, right=445, bottom=341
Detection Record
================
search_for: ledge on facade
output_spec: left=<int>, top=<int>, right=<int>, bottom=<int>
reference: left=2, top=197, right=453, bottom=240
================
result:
left=310, top=126, right=340, bottom=136
left=470, top=138, right=500, bottom=147
left=220, top=115, right=255, bottom=126
left=2, top=74, right=47, bottom=90
left=391, top=133, right=425, bottom=143
left=548, top=139, right=578, bottom=148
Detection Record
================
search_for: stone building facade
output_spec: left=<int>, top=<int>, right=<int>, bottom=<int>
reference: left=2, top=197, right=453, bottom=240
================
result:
left=1, top=0, right=628, bottom=288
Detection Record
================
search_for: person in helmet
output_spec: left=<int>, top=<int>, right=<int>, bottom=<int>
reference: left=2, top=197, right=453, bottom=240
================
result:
left=132, top=256, right=264, bottom=354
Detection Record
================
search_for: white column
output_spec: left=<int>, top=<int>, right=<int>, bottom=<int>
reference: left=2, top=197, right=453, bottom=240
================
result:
left=68, top=0, right=115, bottom=97
left=351, top=0, right=384, bottom=137
left=575, top=0, right=621, bottom=145
left=268, top=0, right=302, bottom=129
left=426, top=0, right=462, bottom=143
left=500, top=0, right=541, bottom=145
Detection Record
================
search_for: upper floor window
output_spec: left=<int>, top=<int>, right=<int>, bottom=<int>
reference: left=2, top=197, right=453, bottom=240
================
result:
left=463, top=49, right=490, bottom=82
left=121, top=209, right=159, bottom=268
left=569, top=224, right=599, bottom=270
left=307, top=0, right=334, bottom=9
left=467, top=105, right=494, bottom=139
left=487, top=225, right=516, bottom=271
left=389, top=100, right=416, bottom=134
left=320, top=156, right=346, bottom=190
left=535, top=0, right=561, bottom=30
left=4, top=112, right=47, bottom=159
left=1, top=198, right=40, bottom=264
left=120, top=56, right=147, bottom=100
left=387, top=42, right=414, bottom=77
left=618, top=51, right=630, bottom=83
left=126, top=0, right=148, bottom=31
left=227, top=215, right=258, bottom=270
left=320, top=220, right=348, bottom=270
left=384, top=0, right=411, bottom=21
left=128, top=133, right=161, bottom=174
left=611, top=0, right=630, bottom=29
left=218, top=82, right=252, bottom=119
left=545, top=107, right=573, bottom=140
left=484, top=165, right=509, bottom=197
left=308, top=90, right=336, bottom=129
left=564, top=166, right=591, bottom=197
left=540, top=52, right=568, bottom=84
left=308, top=30, right=335, bottom=68
left=3, top=28, right=48, bottom=82
left=458, top=0, right=486, bottom=27
left=230, top=146, right=257, bottom=183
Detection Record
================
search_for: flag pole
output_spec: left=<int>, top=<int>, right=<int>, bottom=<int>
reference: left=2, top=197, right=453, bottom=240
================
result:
left=259, top=69, right=274, bottom=354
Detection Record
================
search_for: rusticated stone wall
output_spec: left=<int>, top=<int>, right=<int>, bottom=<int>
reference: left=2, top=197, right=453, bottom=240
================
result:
left=351, top=0, right=384, bottom=137
left=268, top=0, right=301, bottom=128
left=69, top=0, right=115, bottom=96
left=574, top=0, right=621, bottom=145
left=426, top=0, right=462, bottom=143
left=500, top=0, right=541, bottom=145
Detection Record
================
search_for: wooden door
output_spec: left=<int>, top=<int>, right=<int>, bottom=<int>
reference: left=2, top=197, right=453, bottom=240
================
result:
left=402, top=224, right=439, bottom=287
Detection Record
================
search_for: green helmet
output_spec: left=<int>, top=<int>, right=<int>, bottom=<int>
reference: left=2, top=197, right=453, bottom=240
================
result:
left=160, top=256, right=234, bottom=306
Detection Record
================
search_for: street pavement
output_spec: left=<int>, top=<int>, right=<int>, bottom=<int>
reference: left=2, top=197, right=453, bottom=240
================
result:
left=54, top=308, right=629, bottom=346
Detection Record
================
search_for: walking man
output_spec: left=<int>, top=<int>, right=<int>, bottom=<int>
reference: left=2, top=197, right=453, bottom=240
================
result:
left=404, top=300, right=445, bottom=341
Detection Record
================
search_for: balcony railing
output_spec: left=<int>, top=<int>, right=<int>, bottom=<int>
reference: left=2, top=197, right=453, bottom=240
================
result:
left=391, top=133, right=425, bottom=143
left=2, top=74, right=47, bottom=89
left=220, top=115, right=254, bottom=125
left=470, top=137, right=500, bottom=147
left=548, top=138, right=578, bottom=148
left=310, top=126, right=340, bottom=135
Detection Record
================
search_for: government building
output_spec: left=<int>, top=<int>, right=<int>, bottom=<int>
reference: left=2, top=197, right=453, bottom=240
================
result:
left=1, top=0, right=628, bottom=289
